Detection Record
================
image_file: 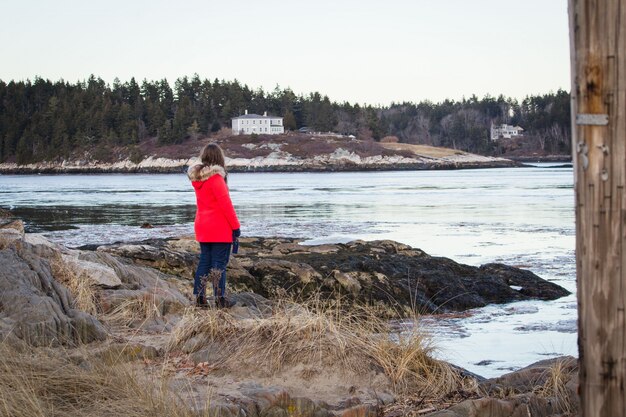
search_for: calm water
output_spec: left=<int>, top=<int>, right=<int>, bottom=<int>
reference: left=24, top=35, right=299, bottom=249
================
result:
left=0, top=166, right=576, bottom=377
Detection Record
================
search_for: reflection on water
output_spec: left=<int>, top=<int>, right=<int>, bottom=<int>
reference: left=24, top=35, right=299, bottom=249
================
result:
left=8, top=203, right=195, bottom=246
left=0, top=167, right=576, bottom=377
left=12, top=205, right=197, bottom=233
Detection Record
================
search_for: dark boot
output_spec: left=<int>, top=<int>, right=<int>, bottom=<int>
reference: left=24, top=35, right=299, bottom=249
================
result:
left=195, top=294, right=209, bottom=309
left=216, top=296, right=232, bottom=309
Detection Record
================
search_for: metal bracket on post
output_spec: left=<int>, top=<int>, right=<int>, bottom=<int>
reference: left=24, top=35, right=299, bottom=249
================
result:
left=597, top=144, right=609, bottom=155
left=577, top=140, right=589, bottom=170
left=601, top=169, right=609, bottom=181
left=597, top=145, right=610, bottom=181
left=576, top=113, right=609, bottom=125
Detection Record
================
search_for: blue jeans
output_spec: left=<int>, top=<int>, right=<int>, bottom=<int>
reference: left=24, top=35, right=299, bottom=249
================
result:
left=194, top=242, right=231, bottom=297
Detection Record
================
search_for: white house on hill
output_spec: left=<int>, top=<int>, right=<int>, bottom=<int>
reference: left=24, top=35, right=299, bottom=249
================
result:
left=232, top=110, right=284, bottom=135
left=490, top=123, right=524, bottom=141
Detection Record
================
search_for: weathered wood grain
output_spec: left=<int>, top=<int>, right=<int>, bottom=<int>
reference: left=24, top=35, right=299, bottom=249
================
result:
left=569, top=0, right=626, bottom=415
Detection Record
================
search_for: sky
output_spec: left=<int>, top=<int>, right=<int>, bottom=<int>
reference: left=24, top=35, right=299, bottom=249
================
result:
left=0, top=0, right=571, bottom=105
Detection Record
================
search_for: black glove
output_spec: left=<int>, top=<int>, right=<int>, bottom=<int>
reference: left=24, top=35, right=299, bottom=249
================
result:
left=232, top=229, right=241, bottom=254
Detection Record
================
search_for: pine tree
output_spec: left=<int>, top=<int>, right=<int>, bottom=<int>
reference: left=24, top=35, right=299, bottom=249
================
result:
left=158, top=119, right=175, bottom=144
left=283, top=110, right=297, bottom=131
left=187, top=120, right=200, bottom=140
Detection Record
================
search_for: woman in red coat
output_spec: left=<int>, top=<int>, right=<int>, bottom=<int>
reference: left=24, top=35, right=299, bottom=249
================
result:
left=187, top=143, right=240, bottom=308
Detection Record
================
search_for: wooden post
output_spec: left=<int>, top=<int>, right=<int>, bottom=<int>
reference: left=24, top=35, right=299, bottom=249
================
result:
left=569, top=0, right=626, bottom=415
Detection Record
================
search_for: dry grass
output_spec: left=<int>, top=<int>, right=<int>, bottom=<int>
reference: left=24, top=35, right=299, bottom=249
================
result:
left=168, top=299, right=470, bottom=399
left=0, top=343, right=204, bottom=417
left=103, top=294, right=163, bottom=327
left=281, top=137, right=339, bottom=157
left=380, top=136, right=400, bottom=143
left=368, top=333, right=462, bottom=396
left=50, top=256, right=99, bottom=316
left=537, top=358, right=577, bottom=415
left=50, top=256, right=169, bottom=329
left=380, top=143, right=466, bottom=158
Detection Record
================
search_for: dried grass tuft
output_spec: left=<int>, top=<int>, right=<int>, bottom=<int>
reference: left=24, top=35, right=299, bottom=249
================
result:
left=537, top=358, right=576, bottom=414
left=0, top=343, right=203, bottom=417
left=367, top=332, right=460, bottom=396
left=50, top=256, right=99, bottom=315
left=169, top=298, right=469, bottom=399
left=103, top=294, right=163, bottom=327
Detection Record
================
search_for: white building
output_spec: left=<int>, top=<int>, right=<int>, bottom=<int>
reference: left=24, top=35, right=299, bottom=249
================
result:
left=232, top=110, right=284, bottom=135
left=490, top=123, right=524, bottom=141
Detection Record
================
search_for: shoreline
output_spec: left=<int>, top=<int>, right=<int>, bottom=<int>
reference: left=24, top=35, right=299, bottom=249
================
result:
left=0, top=159, right=522, bottom=175
left=508, top=155, right=572, bottom=163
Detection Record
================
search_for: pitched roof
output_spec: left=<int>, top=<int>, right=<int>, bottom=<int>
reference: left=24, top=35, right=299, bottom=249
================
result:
left=232, top=114, right=282, bottom=119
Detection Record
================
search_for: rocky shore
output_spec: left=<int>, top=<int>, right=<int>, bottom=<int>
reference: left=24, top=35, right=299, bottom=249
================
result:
left=0, top=214, right=578, bottom=416
left=0, top=148, right=519, bottom=174
left=95, top=236, right=570, bottom=316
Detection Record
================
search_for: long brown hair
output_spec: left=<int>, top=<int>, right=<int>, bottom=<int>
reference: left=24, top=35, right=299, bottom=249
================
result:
left=200, top=143, right=225, bottom=167
left=199, top=143, right=227, bottom=181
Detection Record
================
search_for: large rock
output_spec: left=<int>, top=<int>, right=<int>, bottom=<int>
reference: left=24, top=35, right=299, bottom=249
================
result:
left=62, top=238, right=191, bottom=320
left=478, top=356, right=579, bottom=416
left=61, top=253, right=122, bottom=288
left=97, top=239, right=198, bottom=277
left=425, top=357, right=579, bottom=417
left=0, top=227, right=23, bottom=249
left=0, top=231, right=107, bottom=346
left=0, top=213, right=191, bottom=343
left=77, top=250, right=190, bottom=320
left=98, top=237, right=570, bottom=316
left=0, top=208, right=25, bottom=235
left=195, top=383, right=378, bottom=417
left=248, top=259, right=323, bottom=295
left=425, top=396, right=558, bottom=417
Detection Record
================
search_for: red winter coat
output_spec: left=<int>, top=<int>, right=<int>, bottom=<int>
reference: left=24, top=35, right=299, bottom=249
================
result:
left=188, top=164, right=240, bottom=243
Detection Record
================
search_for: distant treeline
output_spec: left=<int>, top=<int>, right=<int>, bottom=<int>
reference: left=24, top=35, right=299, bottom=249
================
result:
left=0, top=75, right=571, bottom=163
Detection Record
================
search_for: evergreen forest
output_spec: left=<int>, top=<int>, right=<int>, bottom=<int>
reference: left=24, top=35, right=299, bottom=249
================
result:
left=0, top=75, right=571, bottom=164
